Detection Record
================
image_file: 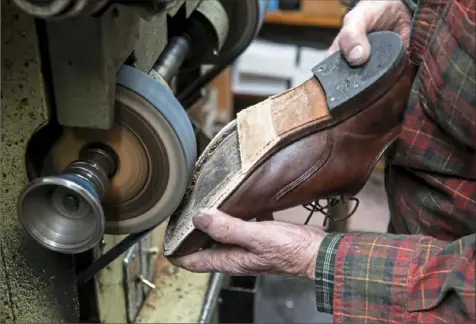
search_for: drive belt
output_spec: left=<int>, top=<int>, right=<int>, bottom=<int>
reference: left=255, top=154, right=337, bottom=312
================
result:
left=76, top=228, right=154, bottom=285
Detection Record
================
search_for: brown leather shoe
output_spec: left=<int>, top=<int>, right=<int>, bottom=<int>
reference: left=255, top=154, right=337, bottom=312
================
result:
left=164, top=31, right=415, bottom=257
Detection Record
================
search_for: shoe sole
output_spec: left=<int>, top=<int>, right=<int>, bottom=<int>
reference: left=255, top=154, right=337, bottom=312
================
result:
left=164, top=31, right=407, bottom=256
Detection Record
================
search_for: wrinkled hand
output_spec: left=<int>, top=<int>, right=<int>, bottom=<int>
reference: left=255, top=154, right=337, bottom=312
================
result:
left=328, top=0, right=412, bottom=65
left=168, top=209, right=326, bottom=280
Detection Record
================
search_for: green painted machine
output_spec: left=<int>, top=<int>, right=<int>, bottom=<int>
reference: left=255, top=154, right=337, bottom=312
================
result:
left=0, top=1, right=267, bottom=322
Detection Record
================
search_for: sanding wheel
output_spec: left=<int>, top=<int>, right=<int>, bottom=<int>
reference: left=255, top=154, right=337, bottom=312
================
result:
left=35, top=65, right=197, bottom=237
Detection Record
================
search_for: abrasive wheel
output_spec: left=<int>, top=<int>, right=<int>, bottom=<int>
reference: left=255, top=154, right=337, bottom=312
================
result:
left=40, top=65, right=197, bottom=234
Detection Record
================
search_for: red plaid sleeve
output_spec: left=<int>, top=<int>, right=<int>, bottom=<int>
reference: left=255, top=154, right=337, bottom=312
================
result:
left=329, top=232, right=476, bottom=323
left=315, top=0, right=476, bottom=322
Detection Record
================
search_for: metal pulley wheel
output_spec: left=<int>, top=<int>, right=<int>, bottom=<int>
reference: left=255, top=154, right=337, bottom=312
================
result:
left=177, top=0, right=269, bottom=105
left=49, top=65, right=196, bottom=235
left=20, top=65, right=196, bottom=253
left=13, top=0, right=110, bottom=19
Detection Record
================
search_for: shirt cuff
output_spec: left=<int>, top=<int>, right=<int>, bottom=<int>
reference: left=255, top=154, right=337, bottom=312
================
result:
left=315, top=232, right=344, bottom=314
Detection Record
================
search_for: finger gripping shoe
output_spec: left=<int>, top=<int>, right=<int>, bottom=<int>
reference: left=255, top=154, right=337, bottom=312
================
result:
left=164, top=31, right=415, bottom=257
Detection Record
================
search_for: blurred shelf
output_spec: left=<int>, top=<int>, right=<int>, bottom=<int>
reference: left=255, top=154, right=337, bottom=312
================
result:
left=264, top=11, right=342, bottom=28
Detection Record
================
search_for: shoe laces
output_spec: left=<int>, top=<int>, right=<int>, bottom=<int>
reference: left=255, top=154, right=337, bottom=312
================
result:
left=302, top=196, right=359, bottom=228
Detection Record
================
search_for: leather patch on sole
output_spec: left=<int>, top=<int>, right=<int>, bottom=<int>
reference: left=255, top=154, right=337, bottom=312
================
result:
left=272, top=78, right=329, bottom=136
left=237, top=99, right=279, bottom=173
left=237, top=78, right=330, bottom=173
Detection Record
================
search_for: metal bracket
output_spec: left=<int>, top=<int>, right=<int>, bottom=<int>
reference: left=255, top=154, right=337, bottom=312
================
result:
left=134, top=13, right=168, bottom=73
left=123, top=244, right=143, bottom=323
left=139, top=235, right=159, bottom=295
left=46, top=5, right=140, bottom=129
left=122, top=233, right=158, bottom=323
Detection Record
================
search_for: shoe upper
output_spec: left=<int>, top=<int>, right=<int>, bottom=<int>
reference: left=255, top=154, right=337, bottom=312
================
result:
left=221, top=64, right=415, bottom=220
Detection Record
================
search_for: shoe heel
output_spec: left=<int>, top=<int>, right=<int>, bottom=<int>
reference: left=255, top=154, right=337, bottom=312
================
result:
left=312, top=31, right=406, bottom=119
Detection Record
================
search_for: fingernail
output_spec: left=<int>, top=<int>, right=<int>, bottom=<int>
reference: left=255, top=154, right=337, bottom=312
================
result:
left=347, top=45, right=363, bottom=63
left=193, top=212, right=211, bottom=229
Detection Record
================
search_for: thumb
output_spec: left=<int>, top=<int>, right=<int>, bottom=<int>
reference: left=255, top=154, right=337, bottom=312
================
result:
left=193, top=209, right=260, bottom=250
left=338, top=13, right=371, bottom=66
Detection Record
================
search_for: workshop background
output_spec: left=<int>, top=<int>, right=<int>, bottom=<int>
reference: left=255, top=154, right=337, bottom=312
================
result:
left=191, top=1, right=390, bottom=323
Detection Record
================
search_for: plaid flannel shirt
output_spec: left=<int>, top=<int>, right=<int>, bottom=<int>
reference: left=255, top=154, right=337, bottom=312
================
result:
left=315, top=0, right=476, bottom=322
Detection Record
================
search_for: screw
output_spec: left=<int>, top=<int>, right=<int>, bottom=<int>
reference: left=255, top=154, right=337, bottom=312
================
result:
left=63, top=194, right=80, bottom=212
left=139, top=275, right=156, bottom=289
left=147, top=247, right=160, bottom=255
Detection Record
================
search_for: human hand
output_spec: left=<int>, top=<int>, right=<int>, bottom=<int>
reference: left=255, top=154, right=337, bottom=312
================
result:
left=168, top=209, right=326, bottom=280
left=328, top=0, right=412, bottom=65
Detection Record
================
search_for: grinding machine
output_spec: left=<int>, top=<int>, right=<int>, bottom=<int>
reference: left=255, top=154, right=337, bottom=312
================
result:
left=1, top=0, right=268, bottom=322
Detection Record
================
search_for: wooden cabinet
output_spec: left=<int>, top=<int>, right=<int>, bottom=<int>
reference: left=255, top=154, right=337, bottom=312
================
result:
left=210, top=67, right=233, bottom=124
left=301, top=0, right=347, bottom=17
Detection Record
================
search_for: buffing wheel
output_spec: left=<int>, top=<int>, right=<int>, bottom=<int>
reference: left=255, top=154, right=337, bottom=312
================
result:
left=40, top=65, right=197, bottom=234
